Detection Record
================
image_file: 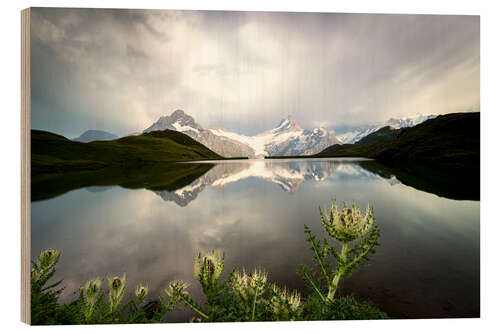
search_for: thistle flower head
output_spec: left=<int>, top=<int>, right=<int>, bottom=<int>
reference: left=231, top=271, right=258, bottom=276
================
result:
left=321, top=200, right=374, bottom=242
left=84, top=277, right=102, bottom=307
left=231, top=268, right=268, bottom=302
left=194, top=250, right=224, bottom=289
left=135, top=283, right=149, bottom=303
left=164, top=280, right=190, bottom=298
left=108, top=273, right=127, bottom=311
left=287, top=290, right=301, bottom=311
left=31, top=268, right=41, bottom=283
left=270, top=284, right=301, bottom=315
left=37, top=248, right=60, bottom=269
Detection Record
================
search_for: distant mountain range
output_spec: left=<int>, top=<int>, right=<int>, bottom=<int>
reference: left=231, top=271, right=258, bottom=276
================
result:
left=144, top=110, right=341, bottom=158
left=73, top=111, right=440, bottom=157
left=73, top=130, right=118, bottom=143
left=333, top=114, right=437, bottom=144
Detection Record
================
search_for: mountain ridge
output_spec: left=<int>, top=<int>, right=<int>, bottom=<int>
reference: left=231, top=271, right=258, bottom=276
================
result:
left=334, top=114, right=437, bottom=144
left=144, top=110, right=256, bottom=158
left=144, top=111, right=341, bottom=158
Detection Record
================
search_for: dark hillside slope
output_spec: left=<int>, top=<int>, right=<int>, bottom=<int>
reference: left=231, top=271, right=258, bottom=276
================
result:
left=318, top=112, right=479, bottom=170
left=32, top=129, right=222, bottom=175
left=356, top=126, right=402, bottom=144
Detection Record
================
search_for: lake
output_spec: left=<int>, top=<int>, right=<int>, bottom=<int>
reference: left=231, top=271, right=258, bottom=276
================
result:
left=31, top=158, right=480, bottom=320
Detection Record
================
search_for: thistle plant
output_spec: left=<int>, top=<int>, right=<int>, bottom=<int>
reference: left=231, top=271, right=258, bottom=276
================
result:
left=269, top=284, right=301, bottom=320
left=30, top=249, right=64, bottom=325
left=164, top=280, right=209, bottom=319
left=79, top=275, right=168, bottom=324
left=83, top=278, right=102, bottom=322
left=230, top=268, right=268, bottom=303
left=194, top=250, right=224, bottom=296
left=230, top=268, right=268, bottom=320
left=31, top=268, right=41, bottom=284
left=31, top=248, right=61, bottom=288
left=164, top=251, right=226, bottom=320
left=37, top=249, right=61, bottom=271
left=165, top=253, right=276, bottom=321
left=135, top=284, right=149, bottom=304
left=298, top=200, right=380, bottom=302
left=108, top=273, right=127, bottom=312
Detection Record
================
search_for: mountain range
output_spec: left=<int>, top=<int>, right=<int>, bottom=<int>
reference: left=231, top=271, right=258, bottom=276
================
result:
left=143, top=110, right=341, bottom=158
left=333, top=114, right=437, bottom=144
left=72, top=110, right=439, bottom=158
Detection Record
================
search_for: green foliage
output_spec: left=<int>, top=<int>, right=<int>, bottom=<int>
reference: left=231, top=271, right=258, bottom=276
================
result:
left=30, top=250, right=174, bottom=325
left=163, top=252, right=301, bottom=322
left=31, top=249, right=64, bottom=325
left=30, top=200, right=386, bottom=324
left=301, top=294, right=388, bottom=320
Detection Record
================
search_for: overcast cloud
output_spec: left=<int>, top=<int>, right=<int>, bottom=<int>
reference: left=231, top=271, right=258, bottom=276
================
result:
left=30, top=8, right=479, bottom=137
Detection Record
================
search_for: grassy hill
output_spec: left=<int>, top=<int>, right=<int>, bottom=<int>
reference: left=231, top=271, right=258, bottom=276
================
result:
left=32, top=129, right=224, bottom=175
left=356, top=126, right=402, bottom=144
left=317, top=112, right=479, bottom=170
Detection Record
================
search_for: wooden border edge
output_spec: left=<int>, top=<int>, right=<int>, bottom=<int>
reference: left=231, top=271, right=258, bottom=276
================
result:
left=21, top=7, right=31, bottom=325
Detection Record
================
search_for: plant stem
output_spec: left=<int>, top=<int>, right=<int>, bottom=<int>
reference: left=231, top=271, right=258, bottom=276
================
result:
left=178, top=293, right=209, bottom=320
left=327, top=241, right=348, bottom=301
left=251, top=292, right=257, bottom=321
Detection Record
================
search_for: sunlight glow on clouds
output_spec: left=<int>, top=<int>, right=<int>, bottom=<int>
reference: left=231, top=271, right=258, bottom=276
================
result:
left=30, top=8, right=479, bottom=137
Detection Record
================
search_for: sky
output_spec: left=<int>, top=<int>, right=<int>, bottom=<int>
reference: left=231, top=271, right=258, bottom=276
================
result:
left=30, top=8, right=479, bottom=137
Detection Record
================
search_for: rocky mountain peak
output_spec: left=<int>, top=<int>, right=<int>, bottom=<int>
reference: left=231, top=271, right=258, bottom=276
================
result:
left=274, top=115, right=303, bottom=133
left=170, top=109, right=197, bottom=126
left=171, top=109, right=186, bottom=117
left=144, top=110, right=201, bottom=133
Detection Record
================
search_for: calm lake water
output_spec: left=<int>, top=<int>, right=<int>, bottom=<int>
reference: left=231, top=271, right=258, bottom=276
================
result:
left=31, top=158, right=479, bottom=320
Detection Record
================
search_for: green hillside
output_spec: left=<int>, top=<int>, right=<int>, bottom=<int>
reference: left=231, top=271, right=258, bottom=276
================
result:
left=317, top=112, right=479, bottom=170
left=32, top=129, right=223, bottom=175
left=356, top=126, right=402, bottom=144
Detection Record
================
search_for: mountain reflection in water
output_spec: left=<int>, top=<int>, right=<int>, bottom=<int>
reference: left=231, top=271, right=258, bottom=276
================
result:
left=154, top=158, right=384, bottom=206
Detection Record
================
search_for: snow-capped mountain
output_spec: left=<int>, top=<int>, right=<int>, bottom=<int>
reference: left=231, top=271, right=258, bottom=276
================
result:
left=144, top=110, right=341, bottom=158
left=143, top=110, right=255, bottom=158
left=335, top=125, right=381, bottom=145
left=386, top=114, right=437, bottom=129
left=334, top=114, right=436, bottom=144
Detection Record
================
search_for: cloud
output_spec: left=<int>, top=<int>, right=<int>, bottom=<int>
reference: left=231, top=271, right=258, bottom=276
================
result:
left=30, top=9, right=479, bottom=137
